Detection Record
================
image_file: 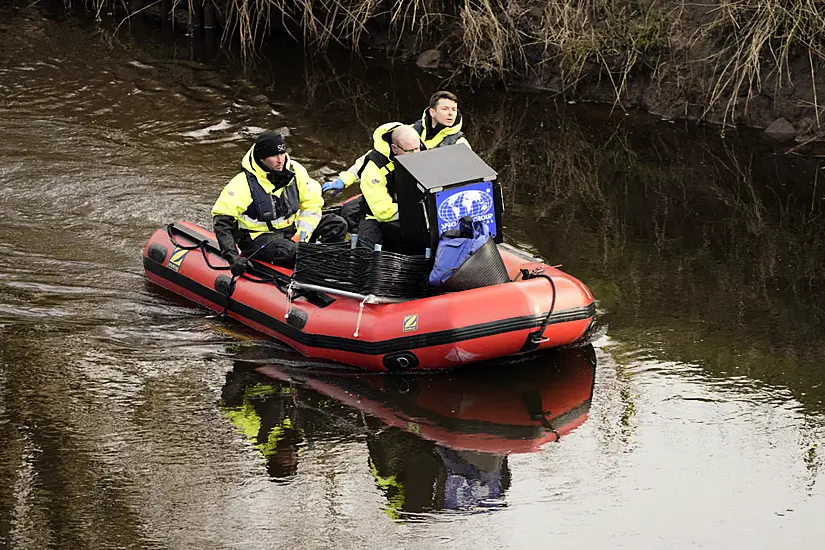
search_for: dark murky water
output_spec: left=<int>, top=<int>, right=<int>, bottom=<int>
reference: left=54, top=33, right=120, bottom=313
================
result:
left=2, top=2, right=825, bottom=547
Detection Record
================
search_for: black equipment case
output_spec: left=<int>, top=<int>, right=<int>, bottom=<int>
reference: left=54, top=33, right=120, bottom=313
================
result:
left=394, top=144, right=504, bottom=251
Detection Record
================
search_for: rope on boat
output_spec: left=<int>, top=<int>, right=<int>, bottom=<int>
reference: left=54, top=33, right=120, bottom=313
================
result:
left=166, top=224, right=288, bottom=319
left=353, top=295, right=371, bottom=338
left=520, top=268, right=557, bottom=347
left=163, top=223, right=339, bottom=319
left=166, top=224, right=230, bottom=272
left=284, top=281, right=295, bottom=319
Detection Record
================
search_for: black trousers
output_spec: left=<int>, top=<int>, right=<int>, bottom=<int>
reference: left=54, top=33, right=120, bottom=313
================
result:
left=239, top=213, right=348, bottom=267
left=355, top=218, right=424, bottom=254
left=340, top=197, right=368, bottom=233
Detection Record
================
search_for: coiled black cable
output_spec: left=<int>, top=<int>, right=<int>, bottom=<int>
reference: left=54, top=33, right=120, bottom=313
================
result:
left=293, top=242, right=431, bottom=299
left=364, top=250, right=430, bottom=299
left=293, top=242, right=369, bottom=293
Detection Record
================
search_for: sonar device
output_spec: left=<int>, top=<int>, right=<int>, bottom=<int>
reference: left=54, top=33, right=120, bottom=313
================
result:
left=394, top=144, right=504, bottom=251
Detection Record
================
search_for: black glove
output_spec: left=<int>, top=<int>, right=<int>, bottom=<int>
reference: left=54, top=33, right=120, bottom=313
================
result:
left=229, top=255, right=248, bottom=277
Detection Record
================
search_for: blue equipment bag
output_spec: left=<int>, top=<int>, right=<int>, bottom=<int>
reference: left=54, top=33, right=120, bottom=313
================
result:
left=429, top=217, right=491, bottom=287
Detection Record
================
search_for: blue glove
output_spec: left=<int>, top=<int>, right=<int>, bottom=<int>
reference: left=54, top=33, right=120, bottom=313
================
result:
left=321, top=177, right=345, bottom=196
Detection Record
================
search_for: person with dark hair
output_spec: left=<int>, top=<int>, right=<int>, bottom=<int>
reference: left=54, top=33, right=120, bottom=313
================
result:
left=321, top=90, right=469, bottom=196
left=412, top=90, right=469, bottom=150
left=212, top=131, right=347, bottom=273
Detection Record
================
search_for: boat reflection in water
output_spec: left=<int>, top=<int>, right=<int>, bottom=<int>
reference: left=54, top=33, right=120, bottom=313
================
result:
left=220, top=345, right=596, bottom=515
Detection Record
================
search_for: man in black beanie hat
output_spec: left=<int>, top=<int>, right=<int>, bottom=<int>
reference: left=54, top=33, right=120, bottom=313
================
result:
left=211, top=131, right=347, bottom=273
left=253, top=131, right=286, bottom=164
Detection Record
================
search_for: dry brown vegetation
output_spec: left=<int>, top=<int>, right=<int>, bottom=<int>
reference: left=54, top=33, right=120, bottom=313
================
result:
left=98, top=0, right=825, bottom=130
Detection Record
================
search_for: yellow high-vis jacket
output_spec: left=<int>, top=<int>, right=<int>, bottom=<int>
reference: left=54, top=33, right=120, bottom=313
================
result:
left=211, top=146, right=323, bottom=241
left=336, top=111, right=469, bottom=189
left=412, top=108, right=470, bottom=150
left=359, top=122, right=403, bottom=223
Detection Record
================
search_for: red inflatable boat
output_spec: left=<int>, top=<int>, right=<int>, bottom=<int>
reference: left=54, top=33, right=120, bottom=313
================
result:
left=143, top=221, right=596, bottom=371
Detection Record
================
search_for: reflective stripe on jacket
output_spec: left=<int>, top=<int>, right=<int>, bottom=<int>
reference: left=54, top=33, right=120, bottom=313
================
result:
left=358, top=122, right=403, bottom=222
left=211, top=145, right=323, bottom=240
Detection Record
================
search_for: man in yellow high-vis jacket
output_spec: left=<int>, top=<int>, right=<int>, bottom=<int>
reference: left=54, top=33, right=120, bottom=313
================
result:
left=212, top=132, right=347, bottom=273
left=322, top=91, right=470, bottom=197
left=351, top=124, right=423, bottom=252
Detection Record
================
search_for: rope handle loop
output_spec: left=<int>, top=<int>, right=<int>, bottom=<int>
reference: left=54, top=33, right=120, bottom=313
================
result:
left=353, top=295, right=371, bottom=337
left=284, top=281, right=296, bottom=319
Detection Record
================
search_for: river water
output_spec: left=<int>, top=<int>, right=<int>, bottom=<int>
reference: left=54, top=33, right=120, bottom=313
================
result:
left=1, top=2, right=824, bottom=548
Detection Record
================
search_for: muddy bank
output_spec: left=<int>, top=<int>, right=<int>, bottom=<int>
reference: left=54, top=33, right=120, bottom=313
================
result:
left=377, top=1, right=825, bottom=146
left=70, top=0, right=825, bottom=146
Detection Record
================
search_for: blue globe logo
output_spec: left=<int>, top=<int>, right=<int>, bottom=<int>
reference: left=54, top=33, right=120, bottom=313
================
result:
left=437, top=189, right=494, bottom=226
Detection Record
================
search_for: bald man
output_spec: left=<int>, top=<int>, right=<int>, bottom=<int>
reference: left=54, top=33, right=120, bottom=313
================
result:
left=323, top=91, right=470, bottom=197
left=351, top=123, right=423, bottom=251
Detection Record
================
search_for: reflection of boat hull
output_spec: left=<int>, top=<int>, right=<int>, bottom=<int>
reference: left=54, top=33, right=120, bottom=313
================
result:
left=258, top=346, right=596, bottom=453
left=143, top=222, right=595, bottom=371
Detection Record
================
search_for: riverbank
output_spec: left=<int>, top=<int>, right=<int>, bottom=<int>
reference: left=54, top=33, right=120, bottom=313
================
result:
left=83, top=0, right=825, bottom=146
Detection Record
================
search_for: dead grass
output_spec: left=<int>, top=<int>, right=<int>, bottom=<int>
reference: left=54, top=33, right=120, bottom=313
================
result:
left=533, top=1, right=671, bottom=99
left=90, top=0, right=825, bottom=125
left=695, top=0, right=825, bottom=123
left=226, top=0, right=438, bottom=61
left=456, top=0, right=526, bottom=76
